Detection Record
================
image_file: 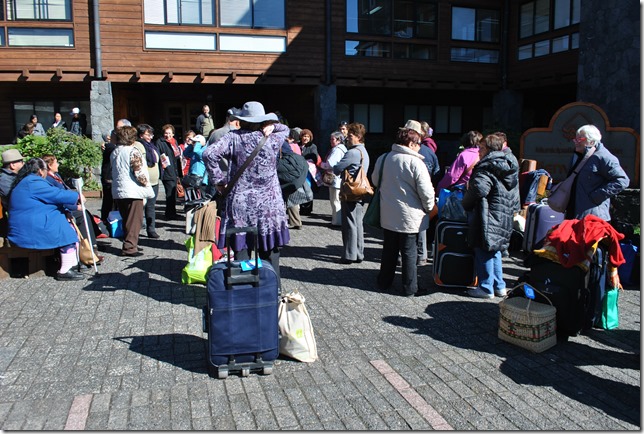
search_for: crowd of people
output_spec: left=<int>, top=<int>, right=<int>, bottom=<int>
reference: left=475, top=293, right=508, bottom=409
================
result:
left=1, top=101, right=629, bottom=295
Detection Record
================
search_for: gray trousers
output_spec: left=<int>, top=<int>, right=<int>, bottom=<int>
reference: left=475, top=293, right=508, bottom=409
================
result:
left=341, top=200, right=365, bottom=261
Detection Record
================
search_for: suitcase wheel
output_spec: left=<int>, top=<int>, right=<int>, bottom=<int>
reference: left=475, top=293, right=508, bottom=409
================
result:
left=217, top=368, right=229, bottom=379
left=241, top=367, right=250, bottom=377
left=262, top=366, right=273, bottom=376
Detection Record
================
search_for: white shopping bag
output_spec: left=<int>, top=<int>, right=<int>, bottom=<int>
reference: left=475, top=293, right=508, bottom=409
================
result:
left=278, top=289, right=318, bottom=363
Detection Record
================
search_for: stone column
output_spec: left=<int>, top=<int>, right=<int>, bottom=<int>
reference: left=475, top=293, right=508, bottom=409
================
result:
left=89, top=81, right=114, bottom=143
left=314, top=84, right=337, bottom=157
left=577, top=0, right=640, bottom=132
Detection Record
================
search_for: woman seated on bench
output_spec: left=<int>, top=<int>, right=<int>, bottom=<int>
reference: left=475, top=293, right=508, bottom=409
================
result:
left=41, top=154, right=103, bottom=264
left=6, top=158, right=87, bottom=281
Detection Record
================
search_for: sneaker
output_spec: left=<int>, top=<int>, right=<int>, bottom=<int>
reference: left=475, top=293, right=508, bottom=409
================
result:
left=466, top=288, right=494, bottom=299
left=494, top=288, right=507, bottom=297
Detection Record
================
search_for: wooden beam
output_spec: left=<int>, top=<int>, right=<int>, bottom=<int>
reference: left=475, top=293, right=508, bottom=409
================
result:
left=56, top=68, right=63, bottom=78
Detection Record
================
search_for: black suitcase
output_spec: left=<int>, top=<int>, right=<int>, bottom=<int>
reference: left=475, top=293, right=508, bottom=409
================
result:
left=524, top=256, right=586, bottom=339
left=202, top=226, right=279, bottom=379
left=523, top=244, right=608, bottom=339
left=432, top=220, right=477, bottom=288
left=522, top=202, right=564, bottom=253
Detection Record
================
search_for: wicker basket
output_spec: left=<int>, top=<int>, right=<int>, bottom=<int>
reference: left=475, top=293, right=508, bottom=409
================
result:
left=498, top=285, right=557, bottom=353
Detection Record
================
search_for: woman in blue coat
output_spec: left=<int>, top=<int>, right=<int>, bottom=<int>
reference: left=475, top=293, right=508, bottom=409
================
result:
left=7, top=158, right=86, bottom=281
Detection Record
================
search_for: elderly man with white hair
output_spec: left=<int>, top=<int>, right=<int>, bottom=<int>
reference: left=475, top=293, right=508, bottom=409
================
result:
left=565, top=124, right=629, bottom=221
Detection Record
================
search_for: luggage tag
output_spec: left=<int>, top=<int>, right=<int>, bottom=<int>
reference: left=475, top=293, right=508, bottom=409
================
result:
left=240, top=257, right=263, bottom=271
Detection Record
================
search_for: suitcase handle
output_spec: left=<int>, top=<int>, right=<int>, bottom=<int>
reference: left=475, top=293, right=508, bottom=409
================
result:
left=506, top=283, right=554, bottom=307
left=224, top=226, right=260, bottom=287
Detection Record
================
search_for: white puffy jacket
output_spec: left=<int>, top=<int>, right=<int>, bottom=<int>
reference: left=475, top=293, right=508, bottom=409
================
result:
left=111, top=145, right=155, bottom=200
left=371, top=144, right=435, bottom=234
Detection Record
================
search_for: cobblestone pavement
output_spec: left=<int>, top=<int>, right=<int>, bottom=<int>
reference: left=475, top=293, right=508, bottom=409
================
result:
left=0, top=189, right=640, bottom=430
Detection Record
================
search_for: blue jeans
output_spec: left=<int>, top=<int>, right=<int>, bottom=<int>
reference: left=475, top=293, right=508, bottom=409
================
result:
left=474, top=248, right=505, bottom=295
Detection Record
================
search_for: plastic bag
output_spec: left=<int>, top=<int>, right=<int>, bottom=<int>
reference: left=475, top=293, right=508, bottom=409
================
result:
left=278, top=289, right=318, bottom=363
left=442, top=190, right=467, bottom=221
left=181, top=236, right=213, bottom=284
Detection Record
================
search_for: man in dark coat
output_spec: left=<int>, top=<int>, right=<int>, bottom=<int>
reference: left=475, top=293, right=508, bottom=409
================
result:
left=461, top=133, right=518, bottom=299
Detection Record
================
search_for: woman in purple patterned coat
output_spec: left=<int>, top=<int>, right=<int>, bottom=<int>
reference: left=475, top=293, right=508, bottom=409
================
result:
left=203, top=101, right=290, bottom=283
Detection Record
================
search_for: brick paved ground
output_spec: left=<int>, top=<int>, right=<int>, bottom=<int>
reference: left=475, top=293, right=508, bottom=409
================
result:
left=0, top=188, right=640, bottom=430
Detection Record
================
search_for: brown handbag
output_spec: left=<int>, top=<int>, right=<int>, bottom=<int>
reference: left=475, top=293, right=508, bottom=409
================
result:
left=176, top=182, right=185, bottom=198
left=71, top=220, right=99, bottom=265
left=339, top=149, right=374, bottom=202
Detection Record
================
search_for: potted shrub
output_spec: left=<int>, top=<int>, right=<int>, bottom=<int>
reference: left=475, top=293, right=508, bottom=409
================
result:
left=15, top=128, right=103, bottom=195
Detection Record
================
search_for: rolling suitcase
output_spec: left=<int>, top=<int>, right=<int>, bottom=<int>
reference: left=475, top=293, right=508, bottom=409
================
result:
left=524, top=256, right=586, bottom=339
left=202, top=226, right=279, bottom=379
left=432, top=220, right=477, bottom=288
left=522, top=202, right=564, bottom=253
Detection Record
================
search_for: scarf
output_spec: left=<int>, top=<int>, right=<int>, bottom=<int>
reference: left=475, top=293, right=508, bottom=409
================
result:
left=138, top=139, right=158, bottom=167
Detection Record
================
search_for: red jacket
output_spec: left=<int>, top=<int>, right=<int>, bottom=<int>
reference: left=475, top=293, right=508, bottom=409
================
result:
left=544, top=215, right=625, bottom=268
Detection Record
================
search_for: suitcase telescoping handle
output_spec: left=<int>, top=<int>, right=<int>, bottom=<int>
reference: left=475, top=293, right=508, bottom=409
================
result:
left=224, top=226, right=260, bottom=287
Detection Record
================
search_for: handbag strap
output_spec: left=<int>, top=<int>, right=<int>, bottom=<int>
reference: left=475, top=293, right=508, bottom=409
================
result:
left=569, top=145, right=596, bottom=178
left=222, top=135, right=268, bottom=197
left=375, top=152, right=388, bottom=188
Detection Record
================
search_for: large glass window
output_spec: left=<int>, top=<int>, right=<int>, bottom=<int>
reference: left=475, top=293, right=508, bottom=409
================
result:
left=451, top=6, right=499, bottom=43
left=144, top=0, right=215, bottom=25
left=8, top=27, right=74, bottom=46
left=7, top=0, right=71, bottom=20
left=347, top=0, right=436, bottom=38
left=354, top=104, right=384, bottom=133
left=434, top=106, right=462, bottom=134
left=554, top=0, right=580, bottom=29
left=517, top=0, right=580, bottom=60
left=345, top=40, right=390, bottom=57
left=519, top=0, right=551, bottom=38
left=450, top=47, right=498, bottom=63
left=220, top=0, right=284, bottom=29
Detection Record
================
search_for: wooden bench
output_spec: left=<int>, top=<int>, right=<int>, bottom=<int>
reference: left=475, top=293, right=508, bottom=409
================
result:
left=0, top=237, right=58, bottom=279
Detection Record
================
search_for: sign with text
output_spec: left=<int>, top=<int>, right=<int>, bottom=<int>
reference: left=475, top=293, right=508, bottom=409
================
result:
left=520, top=102, right=639, bottom=187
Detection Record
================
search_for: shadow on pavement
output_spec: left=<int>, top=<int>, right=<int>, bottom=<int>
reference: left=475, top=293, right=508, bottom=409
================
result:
left=382, top=300, right=640, bottom=426
left=114, top=334, right=208, bottom=374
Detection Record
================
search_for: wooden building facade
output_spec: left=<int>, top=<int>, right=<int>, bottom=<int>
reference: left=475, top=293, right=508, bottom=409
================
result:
left=0, top=0, right=595, bottom=166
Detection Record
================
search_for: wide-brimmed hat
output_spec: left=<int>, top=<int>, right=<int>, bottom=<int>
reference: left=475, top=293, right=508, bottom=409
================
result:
left=227, top=107, right=242, bottom=116
left=1, top=149, right=24, bottom=164
left=233, top=101, right=278, bottom=123
left=400, top=119, right=423, bottom=136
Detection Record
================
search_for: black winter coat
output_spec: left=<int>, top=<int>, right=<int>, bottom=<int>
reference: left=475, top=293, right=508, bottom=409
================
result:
left=277, top=146, right=309, bottom=198
left=155, top=138, right=181, bottom=181
left=461, top=150, right=518, bottom=252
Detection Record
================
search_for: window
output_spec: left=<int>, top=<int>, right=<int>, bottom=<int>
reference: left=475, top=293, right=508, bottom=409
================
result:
left=345, top=40, right=390, bottom=57
left=346, top=1, right=437, bottom=60
left=354, top=104, right=383, bottom=134
left=8, top=27, right=74, bottom=47
left=13, top=101, right=89, bottom=137
left=220, top=0, right=285, bottom=29
left=145, top=31, right=216, bottom=50
left=7, top=0, right=72, bottom=20
left=450, top=47, right=499, bottom=63
left=451, top=6, right=499, bottom=43
left=393, top=0, right=437, bottom=39
left=335, top=103, right=384, bottom=134
left=404, top=105, right=433, bottom=124
left=520, top=0, right=555, bottom=38
left=517, top=0, right=580, bottom=60
left=144, top=0, right=215, bottom=25
left=434, top=106, right=461, bottom=134
left=553, top=0, right=580, bottom=29
left=393, top=43, right=435, bottom=60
